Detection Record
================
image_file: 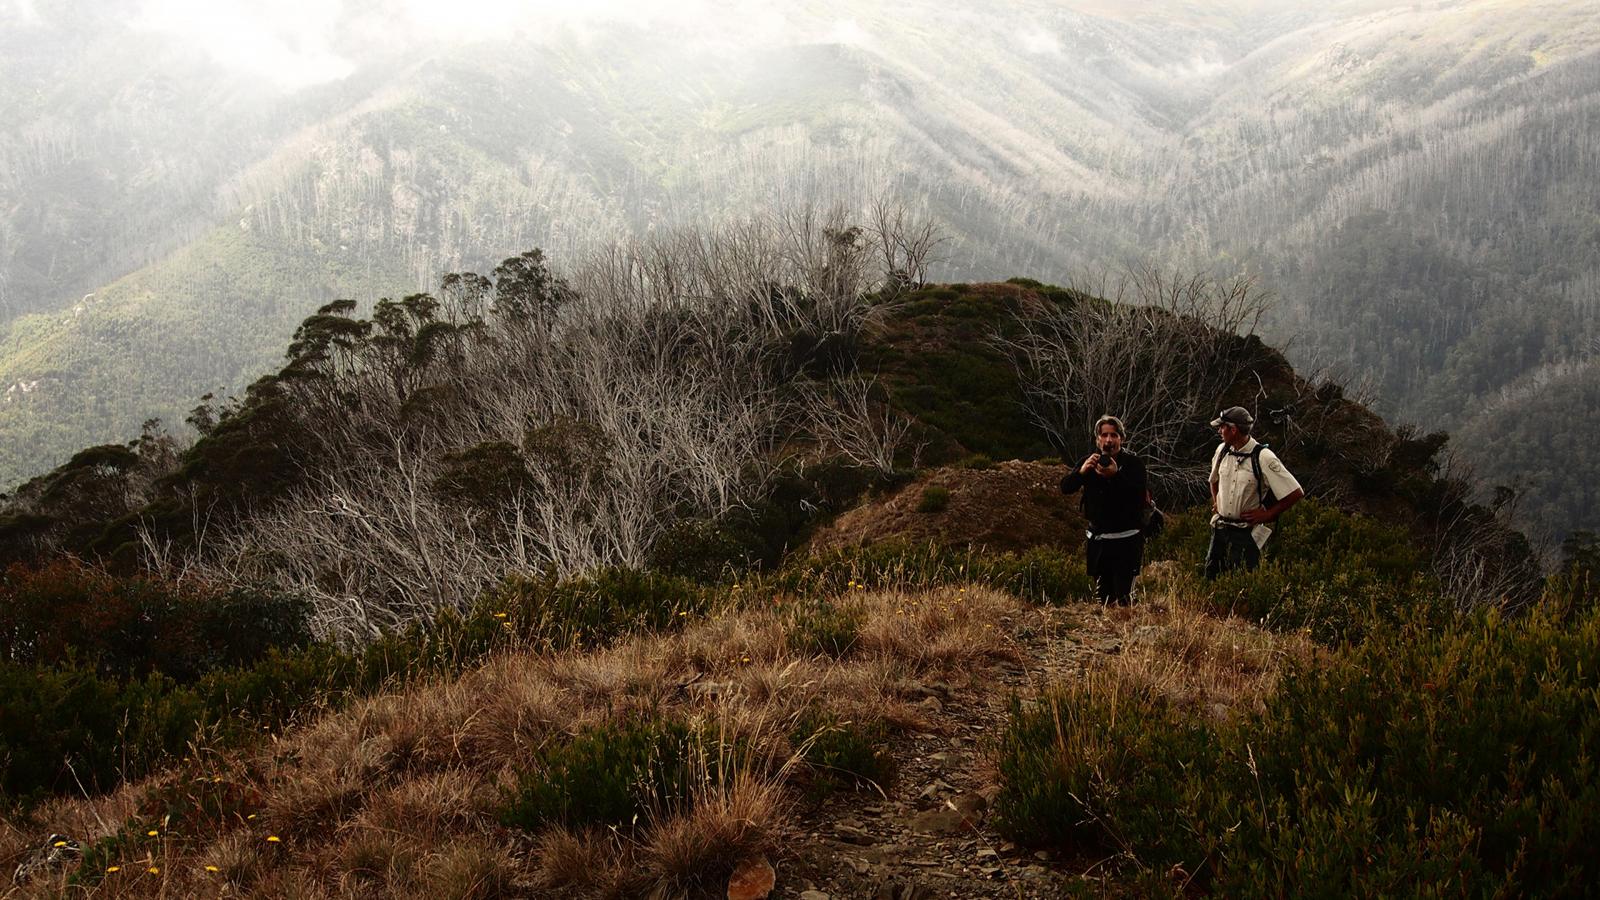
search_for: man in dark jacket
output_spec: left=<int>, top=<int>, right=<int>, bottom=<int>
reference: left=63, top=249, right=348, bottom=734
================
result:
left=1060, top=414, right=1148, bottom=605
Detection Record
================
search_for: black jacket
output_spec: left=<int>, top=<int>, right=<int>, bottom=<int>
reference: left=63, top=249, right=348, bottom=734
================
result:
left=1060, top=451, right=1147, bottom=535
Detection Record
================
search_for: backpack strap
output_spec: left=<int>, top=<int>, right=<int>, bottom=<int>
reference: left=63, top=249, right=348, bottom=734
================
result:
left=1250, top=443, right=1271, bottom=506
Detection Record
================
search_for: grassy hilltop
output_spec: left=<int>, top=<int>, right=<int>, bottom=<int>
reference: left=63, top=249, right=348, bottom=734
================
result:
left=1, top=255, right=1595, bottom=897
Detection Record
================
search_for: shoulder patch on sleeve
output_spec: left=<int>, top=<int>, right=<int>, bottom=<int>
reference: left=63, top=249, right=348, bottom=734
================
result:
left=1267, top=457, right=1285, bottom=474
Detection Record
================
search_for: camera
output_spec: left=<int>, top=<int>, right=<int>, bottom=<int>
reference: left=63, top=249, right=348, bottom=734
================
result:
left=1096, top=453, right=1115, bottom=468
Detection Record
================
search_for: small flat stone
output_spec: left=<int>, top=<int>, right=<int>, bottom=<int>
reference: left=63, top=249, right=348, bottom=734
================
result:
left=859, top=846, right=893, bottom=863
left=834, top=824, right=876, bottom=846
left=909, top=807, right=968, bottom=834
left=726, top=856, right=776, bottom=900
left=952, top=793, right=989, bottom=825
left=798, top=892, right=831, bottom=900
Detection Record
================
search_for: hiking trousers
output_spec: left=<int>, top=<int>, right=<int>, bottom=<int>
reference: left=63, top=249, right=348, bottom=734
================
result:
left=1204, top=526, right=1259, bottom=579
left=1086, top=534, right=1144, bottom=604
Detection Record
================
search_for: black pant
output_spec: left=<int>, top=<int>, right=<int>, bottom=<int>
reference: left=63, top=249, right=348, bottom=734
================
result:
left=1086, top=535, right=1144, bottom=604
left=1204, top=527, right=1260, bottom=579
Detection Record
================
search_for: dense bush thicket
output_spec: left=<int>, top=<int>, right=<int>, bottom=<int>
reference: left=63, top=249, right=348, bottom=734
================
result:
left=1155, top=499, right=1451, bottom=643
left=0, top=567, right=710, bottom=802
left=0, top=561, right=312, bottom=681
left=994, top=604, right=1600, bottom=896
left=770, top=542, right=1092, bottom=605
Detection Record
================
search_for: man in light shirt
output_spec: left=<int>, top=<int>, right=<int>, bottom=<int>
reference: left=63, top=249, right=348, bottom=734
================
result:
left=1206, top=406, right=1304, bottom=579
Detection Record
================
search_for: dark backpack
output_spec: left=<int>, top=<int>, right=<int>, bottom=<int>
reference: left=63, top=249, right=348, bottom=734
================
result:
left=1140, top=489, right=1165, bottom=538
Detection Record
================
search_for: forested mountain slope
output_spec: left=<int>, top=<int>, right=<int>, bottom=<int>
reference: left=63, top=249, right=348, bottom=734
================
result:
left=3, top=0, right=1597, bottom=538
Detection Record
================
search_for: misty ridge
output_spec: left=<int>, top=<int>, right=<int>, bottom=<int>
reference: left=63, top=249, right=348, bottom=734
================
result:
left=1, top=0, right=1598, bottom=544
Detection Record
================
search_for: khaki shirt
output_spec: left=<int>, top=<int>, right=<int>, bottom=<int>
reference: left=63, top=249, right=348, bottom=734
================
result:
left=1209, top=439, right=1301, bottom=526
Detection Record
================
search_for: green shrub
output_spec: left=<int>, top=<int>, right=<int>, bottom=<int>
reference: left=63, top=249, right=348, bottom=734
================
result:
left=987, top=547, right=1096, bottom=605
left=70, top=821, right=157, bottom=888
left=499, top=718, right=706, bottom=831
left=485, top=568, right=711, bottom=648
left=992, top=682, right=1225, bottom=867
left=1, top=567, right=710, bottom=804
left=1149, top=500, right=1448, bottom=644
left=916, top=485, right=951, bottom=513
left=0, top=662, right=204, bottom=797
left=1201, top=562, right=1446, bottom=644
left=771, top=542, right=1091, bottom=605
left=137, top=767, right=265, bottom=833
left=958, top=453, right=995, bottom=470
left=0, top=560, right=313, bottom=682
left=792, top=710, right=895, bottom=799
left=648, top=462, right=913, bottom=582
left=1547, top=530, right=1600, bottom=620
left=1223, top=605, right=1600, bottom=896
left=786, top=600, right=866, bottom=658
left=993, top=604, right=1600, bottom=895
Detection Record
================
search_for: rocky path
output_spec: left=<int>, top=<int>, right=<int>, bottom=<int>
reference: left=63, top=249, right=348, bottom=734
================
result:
left=771, top=600, right=1130, bottom=900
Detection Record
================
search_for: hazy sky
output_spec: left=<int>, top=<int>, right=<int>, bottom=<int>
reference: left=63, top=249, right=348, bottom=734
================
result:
left=96, top=0, right=866, bottom=89
left=0, top=0, right=1117, bottom=90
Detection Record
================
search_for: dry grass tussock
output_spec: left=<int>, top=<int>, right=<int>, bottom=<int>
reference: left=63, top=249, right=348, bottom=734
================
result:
left=3, top=584, right=1022, bottom=898
left=1094, top=573, right=1317, bottom=715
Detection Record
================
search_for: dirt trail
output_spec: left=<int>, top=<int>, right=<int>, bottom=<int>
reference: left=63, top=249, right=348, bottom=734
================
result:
left=774, top=599, right=1134, bottom=900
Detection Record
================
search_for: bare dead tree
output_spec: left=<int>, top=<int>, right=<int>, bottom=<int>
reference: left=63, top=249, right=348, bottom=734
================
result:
left=800, top=373, right=921, bottom=475
left=997, top=269, right=1272, bottom=493
left=868, top=194, right=948, bottom=296
left=163, top=200, right=958, bottom=641
left=1428, top=453, right=1546, bottom=614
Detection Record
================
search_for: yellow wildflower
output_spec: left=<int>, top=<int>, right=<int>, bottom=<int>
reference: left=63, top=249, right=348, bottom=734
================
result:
left=267, top=836, right=282, bottom=843
left=206, top=866, right=220, bottom=873
left=146, top=830, right=159, bottom=837
left=105, top=866, right=120, bottom=873
left=148, top=866, right=160, bottom=874
left=53, top=840, right=67, bottom=848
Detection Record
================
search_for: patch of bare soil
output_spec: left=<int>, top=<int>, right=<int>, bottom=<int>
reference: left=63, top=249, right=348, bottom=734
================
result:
left=808, top=462, right=1085, bottom=556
